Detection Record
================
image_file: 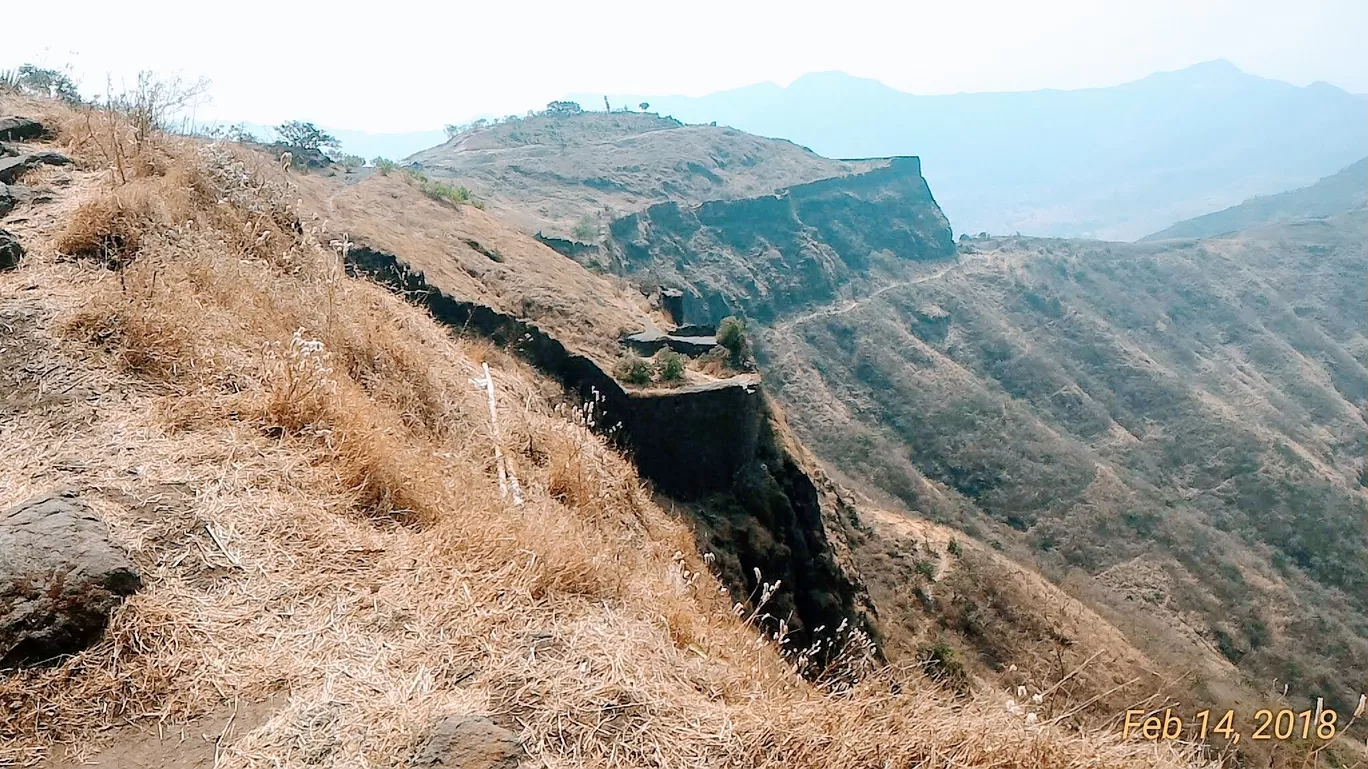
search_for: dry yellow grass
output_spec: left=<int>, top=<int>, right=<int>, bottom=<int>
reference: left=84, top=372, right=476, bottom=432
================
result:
left=0, top=94, right=1213, bottom=768
left=291, top=170, right=655, bottom=365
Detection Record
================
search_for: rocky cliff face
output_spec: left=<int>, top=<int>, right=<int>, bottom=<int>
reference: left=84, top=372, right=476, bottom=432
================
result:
left=604, top=157, right=956, bottom=324
left=344, top=242, right=876, bottom=655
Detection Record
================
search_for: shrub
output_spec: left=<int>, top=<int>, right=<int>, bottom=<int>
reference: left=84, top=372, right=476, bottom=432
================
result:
left=112, top=71, right=211, bottom=143
left=614, top=357, right=652, bottom=386
left=655, top=349, right=685, bottom=382
left=223, top=123, right=257, bottom=143
left=407, top=169, right=481, bottom=208
left=916, top=640, right=969, bottom=692
left=947, top=539, right=963, bottom=557
left=572, top=216, right=597, bottom=241
left=545, top=100, right=583, bottom=115
left=1, top=64, right=82, bottom=103
left=372, top=157, right=399, bottom=175
left=56, top=181, right=165, bottom=266
left=717, top=316, right=749, bottom=363
left=696, top=345, right=732, bottom=377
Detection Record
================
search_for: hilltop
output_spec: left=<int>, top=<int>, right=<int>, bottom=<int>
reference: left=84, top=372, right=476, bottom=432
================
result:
left=588, top=61, right=1368, bottom=239
left=407, top=110, right=873, bottom=240
left=1144, top=156, right=1368, bottom=240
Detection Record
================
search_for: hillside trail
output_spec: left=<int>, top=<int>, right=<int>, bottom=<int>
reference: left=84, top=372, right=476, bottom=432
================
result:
left=772, top=252, right=985, bottom=333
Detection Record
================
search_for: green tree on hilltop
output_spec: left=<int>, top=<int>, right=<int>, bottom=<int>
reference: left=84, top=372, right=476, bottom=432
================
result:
left=275, top=121, right=340, bottom=155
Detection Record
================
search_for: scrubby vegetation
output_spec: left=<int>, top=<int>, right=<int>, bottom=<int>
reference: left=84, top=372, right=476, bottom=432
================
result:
left=612, top=350, right=690, bottom=387
left=406, top=167, right=483, bottom=208
left=274, top=120, right=339, bottom=155
left=655, top=349, right=685, bottom=382
left=0, top=63, right=82, bottom=103
left=717, top=315, right=749, bottom=364
left=614, top=355, right=653, bottom=385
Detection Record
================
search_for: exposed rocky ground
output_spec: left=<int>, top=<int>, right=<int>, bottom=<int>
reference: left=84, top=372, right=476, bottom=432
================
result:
left=1, top=491, right=141, bottom=667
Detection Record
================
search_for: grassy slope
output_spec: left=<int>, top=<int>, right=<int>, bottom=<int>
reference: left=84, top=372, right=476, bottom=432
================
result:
left=1144, top=157, right=1368, bottom=241
left=0, top=94, right=1212, bottom=769
left=298, top=149, right=1218, bottom=726
left=760, top=223, right=1368, bottom=737
left=292, top=169, right=655, bottom=364
left=407, top=111, right=874, bottom=240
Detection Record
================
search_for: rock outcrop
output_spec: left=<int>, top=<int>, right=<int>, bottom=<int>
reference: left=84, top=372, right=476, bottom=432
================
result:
left=0, top=117, right=50, bottom=143
left=604, top=157, right=956, bottom=323
left=0, top=228, right=22, bottom=271
left=0, top=150, right=71, bottom=185
left=344, top=243, right=877, bottom=656
left=410, top=715, right=521, bottom=769
left=622, top=327, right=717, bottom=357
left=0, top=184, right=17, bottom=218
left=1, top=491, right=142, bottom=667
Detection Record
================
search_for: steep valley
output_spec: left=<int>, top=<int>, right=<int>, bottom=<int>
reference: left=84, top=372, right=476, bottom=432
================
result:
left=760, top=218, right=1368, bottom=717
left=414, top=110, right=1368, bottom=762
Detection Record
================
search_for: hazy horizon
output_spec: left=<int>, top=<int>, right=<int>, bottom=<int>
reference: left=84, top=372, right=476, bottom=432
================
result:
left=4, top=0, right=1366, bottom=132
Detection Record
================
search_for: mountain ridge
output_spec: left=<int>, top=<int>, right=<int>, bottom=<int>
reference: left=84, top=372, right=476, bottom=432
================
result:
left=1143, top=156, right=1368, bottom=240
left=407, top=110, right=878, bottom=240
left=580, top=60, right=1368, bottom=240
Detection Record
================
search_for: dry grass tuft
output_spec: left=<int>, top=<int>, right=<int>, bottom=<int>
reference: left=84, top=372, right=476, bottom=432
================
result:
left=55, top=177, right=165, bottom=264
left=0, top=98, right=1215, bottom=768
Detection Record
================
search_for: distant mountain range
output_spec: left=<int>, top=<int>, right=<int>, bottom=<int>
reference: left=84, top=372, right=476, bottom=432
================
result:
left=1143, top=156, right=1367, bottom=240
left=578, top=61, right=1368, bottom=240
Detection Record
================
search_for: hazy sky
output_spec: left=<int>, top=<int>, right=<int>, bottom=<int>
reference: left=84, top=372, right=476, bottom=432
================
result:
left=5, top=0, right=1365, bottom=132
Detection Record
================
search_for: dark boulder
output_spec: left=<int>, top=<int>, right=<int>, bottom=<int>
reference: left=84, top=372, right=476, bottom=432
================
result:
left=410, top=715, right=521, bottom=769
left=0, top=117, right=50, bottom=143
left=0, top=151, right=71, bottom=184
left=0, top=184, right=44, bottom=220
left=0, top=228, right=21, bottom=271
left=1, top=490, right=142, bottom=667
left=660, top=287, right=685, bottom=324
